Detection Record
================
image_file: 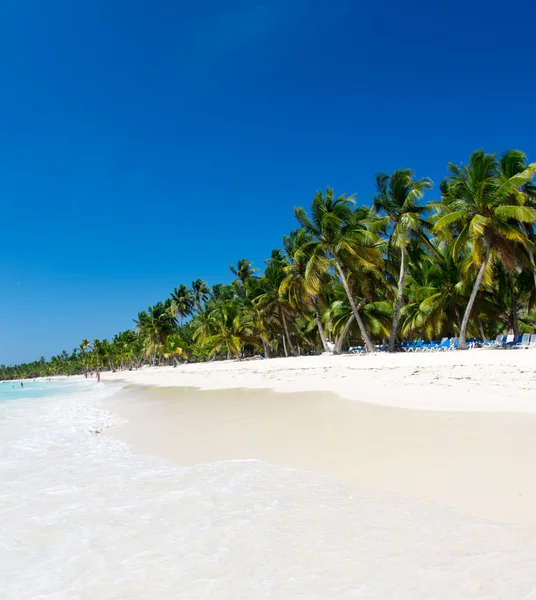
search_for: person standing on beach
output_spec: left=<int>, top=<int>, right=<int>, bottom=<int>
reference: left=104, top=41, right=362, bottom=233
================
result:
left=97, top=371, right=100, bottom=383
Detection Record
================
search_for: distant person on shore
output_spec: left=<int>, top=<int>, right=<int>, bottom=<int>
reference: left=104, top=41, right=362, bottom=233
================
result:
left=97, top=371, right=101, bottom=383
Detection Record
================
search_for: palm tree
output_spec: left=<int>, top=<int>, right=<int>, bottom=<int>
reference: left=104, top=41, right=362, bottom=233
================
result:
left=498, top=150, right=536, bottom=288
left=434, top=150, right=536, bottom=348
left=324, top=292, right=389, bottom=354
left=163, top=333, right=187, bottom=366
left=98, top=339, right=115, bottom=371
left=230, top=258, right=258, bottom=286
left=197, top=300, right=250, bottom=359
left=171, top=284, right=195, bottom=326
left=255, top=250, right=297, bottom=356
left=191, top=279, right=210, bottom=311
left=479, top=262, right=536, bottom=339
left=401, top=243, right=467, bottom=340
left=294, top=189, right=383, bottom=351
left=79, top=339, right=91, bottom=376
left=112, top=330, right=137, bottom=370
left=92, top=339, right=102, bottom=370
left=374, top=169, right=433, bottom=351
left=280, top=228, right=331, bottom=352
left=7, top=146, right=536, bottom=377
left=210, top=283, right=235, bottom=303
left=135, top=300, right=177, bottom=361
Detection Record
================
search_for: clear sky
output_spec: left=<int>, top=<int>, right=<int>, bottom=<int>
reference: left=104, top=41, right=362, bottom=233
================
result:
left=1, top=0, right=535, bottom=364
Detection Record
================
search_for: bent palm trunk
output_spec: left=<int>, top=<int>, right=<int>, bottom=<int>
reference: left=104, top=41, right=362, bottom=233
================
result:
left=459, top=247, right=491, bottom=349
left=389, top=247, right=405, bottom=352
left=333, top=258, right=375, bottom=352
left=333, top=314, right=355, bottom=355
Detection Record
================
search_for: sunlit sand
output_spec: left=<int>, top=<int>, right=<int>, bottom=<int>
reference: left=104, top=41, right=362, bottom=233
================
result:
left=106, top=349, right=536, bottom=525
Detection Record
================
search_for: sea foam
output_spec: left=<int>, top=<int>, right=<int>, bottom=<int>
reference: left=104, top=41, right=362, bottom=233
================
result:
left=1, top=379, right=536, bottom=599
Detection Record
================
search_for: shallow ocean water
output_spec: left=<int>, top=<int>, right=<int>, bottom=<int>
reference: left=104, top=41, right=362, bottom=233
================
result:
left=2, top=379, right=536, bottom=599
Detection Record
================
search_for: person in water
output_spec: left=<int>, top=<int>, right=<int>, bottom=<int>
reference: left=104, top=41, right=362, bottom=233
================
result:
left=21, top=382, right=23, bottom=388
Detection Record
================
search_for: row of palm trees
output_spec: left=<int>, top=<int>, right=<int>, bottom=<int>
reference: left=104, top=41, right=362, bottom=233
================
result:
left=3, top=149, right=536, bottom=380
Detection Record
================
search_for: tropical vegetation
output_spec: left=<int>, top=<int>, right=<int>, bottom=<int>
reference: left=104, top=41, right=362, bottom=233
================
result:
left=2, top=149, right=536, bottom=380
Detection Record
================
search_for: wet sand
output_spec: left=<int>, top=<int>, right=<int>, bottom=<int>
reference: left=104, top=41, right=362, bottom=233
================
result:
left=106, top=384, right=536, bottom=526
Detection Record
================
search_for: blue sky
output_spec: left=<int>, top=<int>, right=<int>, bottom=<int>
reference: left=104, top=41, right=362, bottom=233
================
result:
left=1, top=0, right=535, bottom=364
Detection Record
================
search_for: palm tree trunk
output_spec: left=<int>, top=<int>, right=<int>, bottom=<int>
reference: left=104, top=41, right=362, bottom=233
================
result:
left=459, top=247, right=491, bottom=349
left=333, top=258, right=375, bottom=352
left=313, top=300, right=329, bottom=353
left=478, top=319, right=486, bottom=343
left=333, top=314, right=355, bottom=355
left=279, top=304, right=295, bottom=356
left=389, top=247, right=405, bottom=352
left=281, top=333, right=288, bottom=357
left=522, top=223, right=536, bottom=288
left=261, top=337, right=271, bottom=358
left=508, top=273, right=520, bottom=338
left=527, top=249, right=536, bottom=289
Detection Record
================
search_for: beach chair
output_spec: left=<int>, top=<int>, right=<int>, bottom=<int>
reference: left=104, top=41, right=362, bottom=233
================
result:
left=507, top=335, right=523, bottom=348
left=493, top=335, right=506, bottom=348
left=519, top=333, right=531, bottom=349
left=406, top=341, right=417, bottom=352
left=449, top=337, right=459, bottom=350
left=529, top=334, right=536, bottom=348
left=437, top=338, right=450, bottom=351
left=504, top=334, right=515, bottom=348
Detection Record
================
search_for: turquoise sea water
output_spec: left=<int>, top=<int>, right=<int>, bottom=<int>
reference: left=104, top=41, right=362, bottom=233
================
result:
left=0, top=377, right=92, bottom=401
left=2, top=377, right=536, bottom=598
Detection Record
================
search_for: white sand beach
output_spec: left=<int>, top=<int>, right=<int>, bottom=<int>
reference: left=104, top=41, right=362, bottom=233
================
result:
left=105, top=350, right=536, bottom=526
left=107, top=349, right=536, bottom=412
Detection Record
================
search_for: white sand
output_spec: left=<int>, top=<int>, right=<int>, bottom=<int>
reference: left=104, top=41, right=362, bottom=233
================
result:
left=106, top=349, right=536, bottom=413
left=104, top=350, right=536, bottom=526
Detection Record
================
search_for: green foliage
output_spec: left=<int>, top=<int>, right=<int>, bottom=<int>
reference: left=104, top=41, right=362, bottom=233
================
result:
left=3, top=148, right=536, bottom=380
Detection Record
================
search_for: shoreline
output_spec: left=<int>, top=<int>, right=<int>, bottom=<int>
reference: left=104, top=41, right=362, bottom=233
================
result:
left=103, top=350, right=536, bottom=526
left=6, top=362, right=536, bottom=598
